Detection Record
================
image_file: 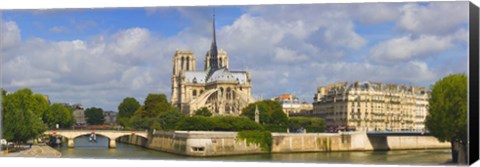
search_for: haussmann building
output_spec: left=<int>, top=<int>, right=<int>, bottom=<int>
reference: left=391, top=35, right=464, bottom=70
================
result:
left=312, top=81, right=429, bottom=132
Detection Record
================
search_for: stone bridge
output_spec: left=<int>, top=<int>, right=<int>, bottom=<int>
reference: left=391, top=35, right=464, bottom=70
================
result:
left=44, top=130, right=148, bottom=148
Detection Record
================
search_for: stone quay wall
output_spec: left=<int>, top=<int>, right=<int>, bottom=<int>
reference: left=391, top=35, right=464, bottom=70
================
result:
left=271, top=131, right=450, bottom=153
left=118, top=131, right=450, bottom=157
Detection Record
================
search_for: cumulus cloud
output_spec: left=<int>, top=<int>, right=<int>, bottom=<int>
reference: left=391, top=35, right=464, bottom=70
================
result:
left=397, top=2, right=468, bottom=35
left=1, top=20, right=21, bottom=50
left=369, top=35, right=453, bottom=64
left=1, top=2, right=469, bottom=110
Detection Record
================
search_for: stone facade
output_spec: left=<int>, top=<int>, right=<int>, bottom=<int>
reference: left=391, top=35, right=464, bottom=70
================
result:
left=103, top=111, right=118, bottom=125
left=69, top=104, right=86, bottom=126
left=171, top=15, right=255, bottom=116
left=312, top=81, right=429, bottom=132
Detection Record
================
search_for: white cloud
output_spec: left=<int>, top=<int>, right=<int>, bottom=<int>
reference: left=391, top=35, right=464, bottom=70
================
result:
left=108, top=28, right=151, bottom=57
left=1, top=20, right=21, bottom=50
left=49, top=26, right=67, bottom=33
left=323, top=21, right=367, bottom=49
left=397, top=2, right=468, bottom=35
left=351, top=3, right=401, bottom=24
left=369, top=35, right=453, bottom=64
left=1, top=2, right=469, bottom=110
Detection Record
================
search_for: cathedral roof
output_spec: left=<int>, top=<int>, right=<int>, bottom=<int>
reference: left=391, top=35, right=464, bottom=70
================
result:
left=184, top=69, right=248, bottom=85
left=185, top=71, right=207, bottom=83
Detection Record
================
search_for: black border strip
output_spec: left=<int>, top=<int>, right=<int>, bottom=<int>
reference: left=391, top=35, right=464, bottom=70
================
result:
left=469, top=2, right=479, bottom=165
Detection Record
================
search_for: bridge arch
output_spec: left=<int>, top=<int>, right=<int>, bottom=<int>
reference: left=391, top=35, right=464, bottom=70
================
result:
left=44, top=130, right=148, bottom=148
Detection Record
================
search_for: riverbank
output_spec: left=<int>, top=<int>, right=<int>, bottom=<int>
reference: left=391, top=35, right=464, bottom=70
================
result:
left=2, top=144, right=61, bottom=158
left=117, top=131, right=451, bottom=157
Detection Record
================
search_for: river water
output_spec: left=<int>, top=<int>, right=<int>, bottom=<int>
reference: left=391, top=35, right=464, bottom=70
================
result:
left=54, top=136, right=452, bottom=165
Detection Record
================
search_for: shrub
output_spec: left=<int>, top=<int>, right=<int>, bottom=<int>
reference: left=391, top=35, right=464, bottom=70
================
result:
left=175, top=116, right=263, bottom=131
left=194, top=107, right=212, bottom=117
left=237, top=130, right=272, bottom=152
left=263, top=124, right=288, bottom=132
left=288, top=117, right=325, bottom=132
left=175, top=116, right=215, bottom=131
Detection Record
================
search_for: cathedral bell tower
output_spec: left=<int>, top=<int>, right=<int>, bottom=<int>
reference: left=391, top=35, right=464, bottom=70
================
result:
left=171, top=50, right=196, bottom=109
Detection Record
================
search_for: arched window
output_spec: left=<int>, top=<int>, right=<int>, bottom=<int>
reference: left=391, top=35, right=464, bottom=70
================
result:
left=193, top=90, right=197, bottom=96
left=220, top=87, right=224, bottom=96
left=200, top=90, right=204, bottom=94
left=186, top=57, right=190, bottom=70
left=226, top=88, right=231, bottom=100
left=181, top=57, right=185, bottom=70
left=193, top=77, right=197, bottom=83
left=219, top=58, right=222, bottom=67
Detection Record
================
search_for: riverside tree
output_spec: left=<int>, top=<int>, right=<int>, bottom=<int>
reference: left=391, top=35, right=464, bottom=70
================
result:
left=85, top=107, right=105, bottom=125
left=241, top=100, right=288, bottom=131
left=130, top=93, right=180, bottom=130
left=425, top=74, right=468, bottom=164
left=194, top=107, right=212, bottom=117
left=117, top=97, right=140, bottom=127
left=43, top=103, right=74, bottom=129
left=2, top=88, right=47, bottom=143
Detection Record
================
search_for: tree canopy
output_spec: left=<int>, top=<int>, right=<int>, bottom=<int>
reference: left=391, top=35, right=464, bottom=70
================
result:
left=241, top=100, right=287, bottom=125
left=425, top=74, right=467, bottom=143
left=117, top=97, right=140, bottom=126
left=288, top=117, right=326, bottom=132
left=118, top=97, right=140, bottom=118
left=43, top=103, right=74, bottom=129
left=129, top=93, right=180, bottom=130
left=85, top=107, right=105, bottom=125
left=194, top=107, right=212, bottom=117
left=2, top=88, right=47, bottom=142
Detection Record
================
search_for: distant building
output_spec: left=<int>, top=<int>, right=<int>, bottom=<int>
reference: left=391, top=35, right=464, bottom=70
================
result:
left=69, top=104, right=86, bottom=126
left=103, top=111, right=118, bottom=125
left=312, top=81, right=429, bottom=132
left=272, top=94, right=313, bottom=116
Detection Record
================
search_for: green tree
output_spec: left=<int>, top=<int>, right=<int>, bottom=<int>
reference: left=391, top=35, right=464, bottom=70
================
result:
left=241, top=101, right=272, bottom=124
left=144, top=94, right=169, bottom=116
left=241, top=100, right=286, bottom=125
left=129, top=93, right=180, bottom=130
left=157, top=110, right=185, bottom=130
left=2, top=88, right=47, bottom=143
left=288, top=117, right=325, bottom=133
left=1, top=88, right=6, bottom=97
left=425, top=74, right=468, bottom=164
left=85, top=107, right=105, bottom=125
left=194, top=107, right=212, bottom=117
left=270, top=109, right=288, bottom=125
left=43, top=103, right=74, bottom=129
left=117, top=97, right=140, bottom=126
left=176, top=116, right=215, bottom=131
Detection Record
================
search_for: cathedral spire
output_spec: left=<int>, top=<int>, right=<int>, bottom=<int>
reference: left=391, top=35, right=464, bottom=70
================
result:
left=209, top=9, right=219, bottom=70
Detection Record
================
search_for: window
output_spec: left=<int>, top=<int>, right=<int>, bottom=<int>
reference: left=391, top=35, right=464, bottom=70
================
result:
left=191, top=147, right=205, bottom=152
left=193, top=90, right=197, bottom=96
left=181, top=57, right=184, bottom=70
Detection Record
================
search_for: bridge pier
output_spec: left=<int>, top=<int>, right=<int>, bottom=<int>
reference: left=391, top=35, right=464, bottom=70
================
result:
left=67, top=138, right=75, bottom=148
left=109, top=139, right=116, bottom=148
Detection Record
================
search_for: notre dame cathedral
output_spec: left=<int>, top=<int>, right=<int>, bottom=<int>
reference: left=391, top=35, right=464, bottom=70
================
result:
left=170, top=14, right=256, bottom=116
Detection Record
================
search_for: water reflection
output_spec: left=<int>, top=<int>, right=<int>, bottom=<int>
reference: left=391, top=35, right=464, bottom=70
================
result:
left=56, top=142, right=451, bottom=165
left=74, top=135, right=109, bottom=149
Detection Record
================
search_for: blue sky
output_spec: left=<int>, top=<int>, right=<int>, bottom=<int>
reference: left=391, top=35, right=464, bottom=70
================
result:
left=1, top=2, right=469, bottom=111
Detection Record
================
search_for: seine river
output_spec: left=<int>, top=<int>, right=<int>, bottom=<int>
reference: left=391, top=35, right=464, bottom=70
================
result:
left=54, top=136, right=452, bottom=165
